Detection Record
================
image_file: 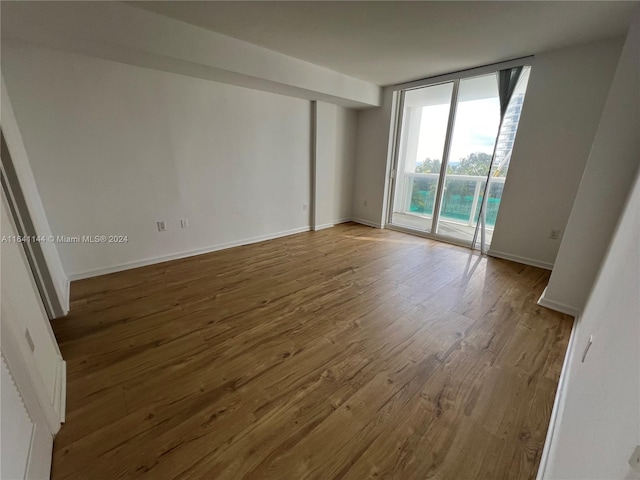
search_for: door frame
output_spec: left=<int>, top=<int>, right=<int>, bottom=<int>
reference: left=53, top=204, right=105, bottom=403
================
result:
left=1, top=184, right=65, bottom=478
left=1, top=186, right=65, bottom=434
left=385, top=56, right=533, bottom=249
left=0, top=131, right=66, bottom=319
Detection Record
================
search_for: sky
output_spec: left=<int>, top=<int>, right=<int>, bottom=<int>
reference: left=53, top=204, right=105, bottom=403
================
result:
left=416, top=98, right=500, bottom=164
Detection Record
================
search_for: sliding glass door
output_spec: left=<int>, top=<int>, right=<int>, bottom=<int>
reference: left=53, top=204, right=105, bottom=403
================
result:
left=390, top=81, right=454, bottom=233
left=388, top=64, right=531, bottom=250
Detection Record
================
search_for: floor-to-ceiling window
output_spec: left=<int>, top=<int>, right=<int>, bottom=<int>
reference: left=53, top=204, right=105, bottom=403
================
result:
left=387, top=61, right=531, bottom=250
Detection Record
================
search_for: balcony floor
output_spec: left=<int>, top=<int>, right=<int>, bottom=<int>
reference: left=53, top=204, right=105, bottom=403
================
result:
left=389, top=212, right=494, bottom=246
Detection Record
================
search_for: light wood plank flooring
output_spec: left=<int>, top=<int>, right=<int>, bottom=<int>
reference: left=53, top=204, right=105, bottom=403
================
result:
left=51, top=223, right=573, bottom=480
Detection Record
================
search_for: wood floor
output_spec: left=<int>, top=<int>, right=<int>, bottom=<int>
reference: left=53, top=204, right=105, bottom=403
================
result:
left=51, top=223, right=573, bottom=480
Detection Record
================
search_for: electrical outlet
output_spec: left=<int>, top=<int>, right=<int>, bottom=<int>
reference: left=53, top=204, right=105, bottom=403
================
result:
left=303, top=204, right=308, bottom=212
left=549, top=229, right=560, bottom=240
left=629, top=445, right=640, bottom=471
left=157, top=221, right=167, bottom=232
left=181, top=218, right=189, bottom=229
left=364, top=200, right=368, bottom=207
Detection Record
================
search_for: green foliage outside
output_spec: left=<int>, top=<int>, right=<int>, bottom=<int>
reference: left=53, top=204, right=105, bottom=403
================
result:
left=415, top=152, right=506, bottom=177
left=409, top=152, right=505, bottom=225
left=415, top=158, right=442, bottom=174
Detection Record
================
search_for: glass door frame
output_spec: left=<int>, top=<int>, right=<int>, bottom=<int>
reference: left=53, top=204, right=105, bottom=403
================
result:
left=385, top=56, right=533, bottom=249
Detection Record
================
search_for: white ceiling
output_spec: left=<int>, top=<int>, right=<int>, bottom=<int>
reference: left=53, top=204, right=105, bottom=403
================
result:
left=131, top=1, right=637, bottom=86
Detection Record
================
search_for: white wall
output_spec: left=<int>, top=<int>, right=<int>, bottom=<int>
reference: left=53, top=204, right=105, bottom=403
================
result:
left=542, top=13, right=640, bottom=478
left=1, top=2, right=381, bottom=108
left=489, top=38, right=623, bottom=268
left=334, top=106, right=358, bottom=223
left=352, top=88, right=395, bottom=227
left=351, top=38, right=622, bottom=254
left=542, top=14, right=640, bottom=314
left=313, top=102, right=357, bottom=229
left=2, top=43, right=319, bottom=278
left=544, top=142, right=640, bottom=477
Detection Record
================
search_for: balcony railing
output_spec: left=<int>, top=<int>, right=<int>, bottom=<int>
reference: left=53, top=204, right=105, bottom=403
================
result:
left=399, top=172, right=506, bottom=228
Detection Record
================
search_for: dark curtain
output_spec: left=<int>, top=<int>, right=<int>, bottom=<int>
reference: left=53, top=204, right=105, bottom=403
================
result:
left=474, top=66, right=523, bottom=252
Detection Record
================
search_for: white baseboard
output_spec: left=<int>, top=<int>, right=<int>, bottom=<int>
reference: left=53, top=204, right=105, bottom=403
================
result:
left=68, top=226, right=312, bottom=280
left=537, top=287, right=581, bottom=317
left=62, top=278, right=70, bottom=316
left=53, top=359, right=66, bottom=423
left=537, top=281, right=581, bottom=480
left=536, top=314, right=579, bottom=479
left=351, top=217, right=383, bottom=228
left=487, top=249, right=554, bottom=270
left=312, top=223, right=335, bottom=231
left=311, top=218, right=355, bottom=231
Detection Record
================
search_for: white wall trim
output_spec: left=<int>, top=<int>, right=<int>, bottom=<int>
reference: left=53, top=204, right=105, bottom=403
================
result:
left=487, top=249, right=554, bottom=270
left=381, top=90, right=402, bottom=228
left=394, top=56, right=535, bottom=91
left=537, top=286, right=582, bottom=317
left=53, top=359, right=66, bottom=423
left=68, top=226, right=312, bottom=280
left=351, top=217, right=383, bottom=229
left=64, top=279, right=70, bottom=314
left=310, top=100, right=318, bottom=231
left=536, top=314, right=579, bottom=480
left=312, top=223, right=335, bottom=231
